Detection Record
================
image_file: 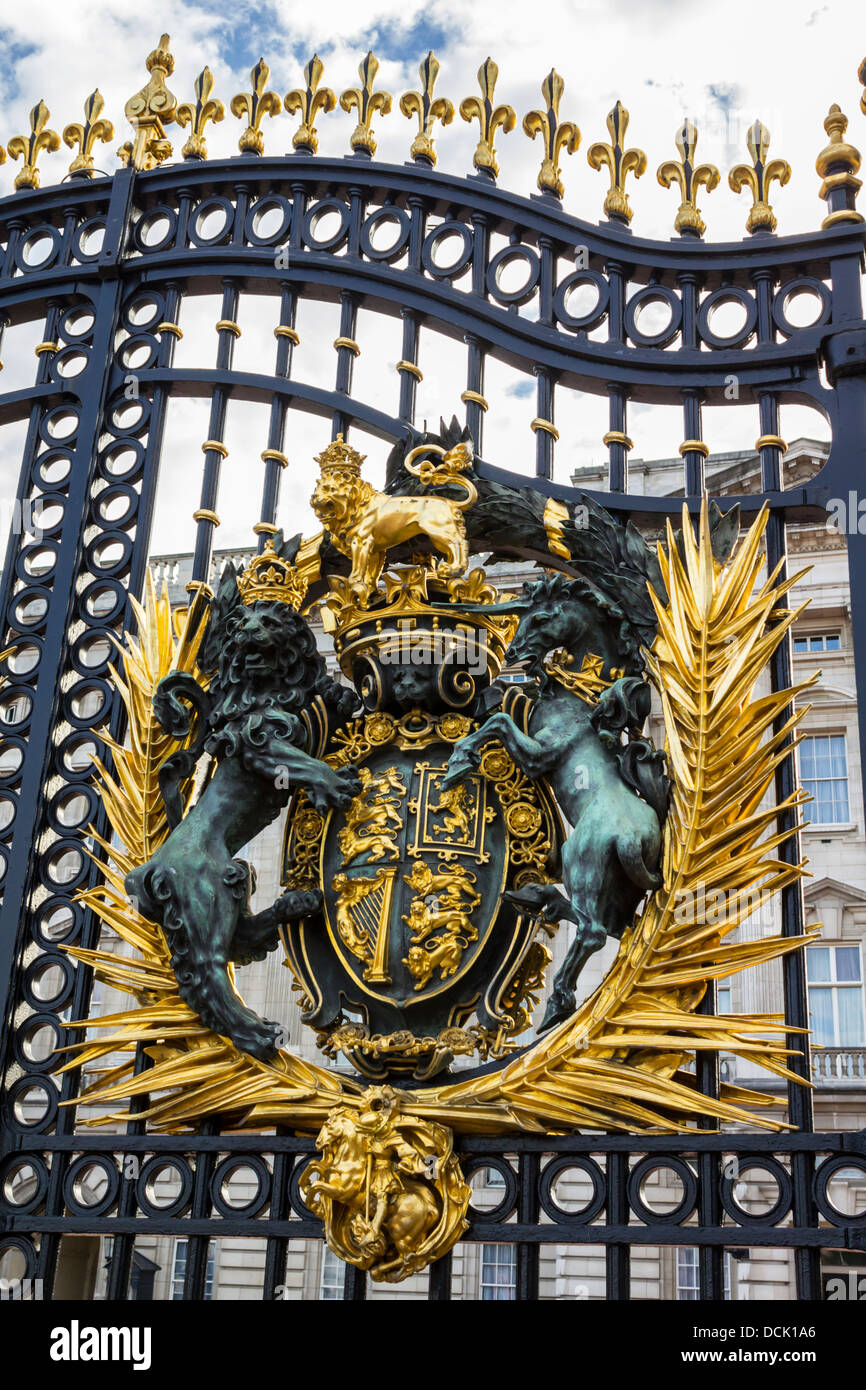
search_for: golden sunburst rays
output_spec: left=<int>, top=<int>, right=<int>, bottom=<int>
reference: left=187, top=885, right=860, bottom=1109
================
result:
left=62, top=503, right=817, bottom=1136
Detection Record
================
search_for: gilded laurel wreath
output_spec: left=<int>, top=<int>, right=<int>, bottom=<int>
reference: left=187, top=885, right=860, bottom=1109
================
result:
left=63, top=503, right=816, bottom=1135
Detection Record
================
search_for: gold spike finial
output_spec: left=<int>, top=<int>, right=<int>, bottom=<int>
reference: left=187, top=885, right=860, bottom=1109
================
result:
left=285, top=54, right=336, bottom=154
left=728, top=119, right=790, bottom=234
left=587, top=99, right=645, bottom=223
left=400, top=51, right=453, bottom=166
left=8, top=100, right=60, bottom=190
left=230, top=59, right=282, bottom=156
left=118, top=33, right=177, bottom=171
left=522, top=70, right=580, bottom=199
left=815, top=104, right=863, bottom=228
left=459, top=58, right=515, bottom=180
left=657, top=118, right=719, bottom=236
left=177, top=67, right=225, bottom=161
left=340, top=52, right=392, bottom=157
left=62, top=90, right=114, bottom=179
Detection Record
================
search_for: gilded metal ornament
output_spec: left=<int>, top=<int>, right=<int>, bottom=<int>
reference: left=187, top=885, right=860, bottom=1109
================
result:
left=8, top=100, right=60, bottom=191
left=728, top=119, right=790, bottom=233
left=176, top=67, right=225, bottom=161
left=300, top=1086, right=470, bottom=1281
left=231, top=59, right=282, bottom=156
left=117, top=33, right=177, bottom=170
left=340, top=52, right=392, bottom=158
left=62, top=91, right=114, bottom=179
left=522, top=69, right=580, bottom=199
left=310, top=434, right=477, bottom=604
left=815, top=104, right=863, bottom=227
left=400, top=51, right=454, bottom=166
left=657, top=118, right=720, bottom=236
left=587, top=100, right=646, bottom=224
left=285, top=55, right=336, bottom=155
left=459, top=58, right=515, bottom=180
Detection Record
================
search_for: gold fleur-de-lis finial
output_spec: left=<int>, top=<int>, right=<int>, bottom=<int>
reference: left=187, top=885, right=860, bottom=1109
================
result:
left=815, top=104, right=863, bottom=227
left=400, top=51, right=454, bottom=166
left=285, top=54, right=336, bottom=154
left=728, top=119, right=790, bottom=233
left=340, top=52, right=392, bottom=157
left=62, top=91, right=114, bottom=179
left=522, top=70, right=580, bottom=198
left=587, top=100, right=646, bottom=224
left=657, top=118, right=719, bottom=236
left=118, top=33, right=177, bottom=170
left=460, top=58, right=515, bottom=179
left=177, top=67, right=225, bottom=160
left=230, top=59, right=282, bottom=155
left=8, top=100, right=60, bottom=190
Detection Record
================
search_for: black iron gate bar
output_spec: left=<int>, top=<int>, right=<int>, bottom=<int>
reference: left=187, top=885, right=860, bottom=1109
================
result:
left=0, top=67, right=864, bottom=1304
left=1, top=1132, right=864, bottom=1302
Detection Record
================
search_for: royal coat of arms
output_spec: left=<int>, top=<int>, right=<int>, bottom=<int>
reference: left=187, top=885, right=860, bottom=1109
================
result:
left=67, top=418, right=817, bottom=1281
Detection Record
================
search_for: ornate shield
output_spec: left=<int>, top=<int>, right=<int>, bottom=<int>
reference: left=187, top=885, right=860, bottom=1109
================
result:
left=282, top=709, right=561, bottom=1079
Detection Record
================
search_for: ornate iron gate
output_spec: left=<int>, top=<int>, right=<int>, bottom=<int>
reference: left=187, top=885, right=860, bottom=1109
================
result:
left=1, top=35, right=865, bottom=1302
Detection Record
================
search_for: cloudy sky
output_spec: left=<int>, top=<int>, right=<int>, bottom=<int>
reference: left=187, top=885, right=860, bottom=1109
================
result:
left=0, top=0, right=862, bottom=555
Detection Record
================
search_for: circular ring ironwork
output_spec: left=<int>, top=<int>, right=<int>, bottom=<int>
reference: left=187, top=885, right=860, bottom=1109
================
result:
left=211, top=1154, right=272, bottom=1218
left=463, top=1155, right=519, bottom=1222
left=539, top=1155, right=606, bottom=1224
left=627, top=1155, right=698, bottom=1225
left=719, top=1154, right=793, bottom=1227
left=135, top=1155, right=195, bottom=1219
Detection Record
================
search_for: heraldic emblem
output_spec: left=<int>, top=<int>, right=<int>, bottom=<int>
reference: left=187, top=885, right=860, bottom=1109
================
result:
left=65, top=418, right=817, bottom=1281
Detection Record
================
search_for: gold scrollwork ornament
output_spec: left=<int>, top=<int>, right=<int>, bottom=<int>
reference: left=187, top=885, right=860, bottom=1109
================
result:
left=118, top=33, right=177, bottom=171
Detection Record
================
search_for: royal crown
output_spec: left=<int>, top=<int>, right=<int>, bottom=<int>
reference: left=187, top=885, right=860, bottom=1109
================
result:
left=313, top=433, right=366, bottom=479
left=237, top=537, right=308, bottom=608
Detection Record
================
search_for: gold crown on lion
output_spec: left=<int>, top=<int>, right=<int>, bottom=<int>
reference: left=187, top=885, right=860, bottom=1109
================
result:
left=237, top=537, right=306, bottom=608
left=314, top=432, right=366, bottom=477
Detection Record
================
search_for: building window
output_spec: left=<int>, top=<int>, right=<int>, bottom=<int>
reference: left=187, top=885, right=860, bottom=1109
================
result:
left=799, top=735, right=849, bottom=824
left=480, top=1244, right=516, bottom=1300
left=171, top=1239, right=214, bottom=1300
left=676, top=1247, right=732, bottom=1299
left=794, top=633, right=840, bottom=654
left=320, top=1247, right=344, bottom=1300
left=807, top=944, right=866, bottom=1047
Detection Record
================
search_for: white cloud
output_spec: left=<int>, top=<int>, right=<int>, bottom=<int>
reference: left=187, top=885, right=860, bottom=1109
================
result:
left=0, top=0, right=860, bottom=552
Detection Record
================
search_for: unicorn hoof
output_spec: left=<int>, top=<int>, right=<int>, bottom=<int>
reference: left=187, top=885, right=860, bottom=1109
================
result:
left=537, top=990, right=575, bottom=1034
